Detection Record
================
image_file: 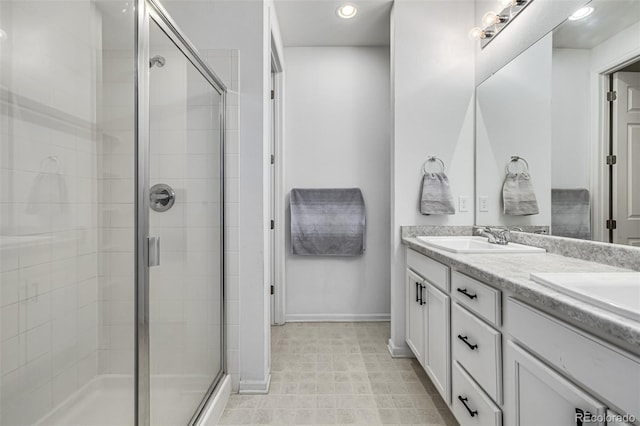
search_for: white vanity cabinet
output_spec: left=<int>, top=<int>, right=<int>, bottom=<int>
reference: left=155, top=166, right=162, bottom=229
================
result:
left=406, top=268, right=426, bottom=365
left=406, top=249, right=451, bottom=404
left=506, top=341, right=607, bottom=426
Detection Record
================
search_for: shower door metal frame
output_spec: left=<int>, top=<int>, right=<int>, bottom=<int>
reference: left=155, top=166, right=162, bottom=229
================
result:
left=135, top=1, right=227, bottom=425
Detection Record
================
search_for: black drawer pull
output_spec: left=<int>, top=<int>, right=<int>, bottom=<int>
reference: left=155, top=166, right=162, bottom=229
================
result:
left=416, top=281, right=420, bottom=304
left=458, top=396, right=478, bottom=417
left=457, top=334, right=478, bottom=350
left=457, top=287, right=477, bottom=300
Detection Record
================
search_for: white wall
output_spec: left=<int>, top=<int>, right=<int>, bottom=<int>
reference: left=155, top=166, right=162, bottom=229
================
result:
left=475, top=33, right=552, bottom=227
left=389, top=0, right=475, bottom=354
left=283, top=47, right=391, bottom=321
left=551, top=48, right=590, bottom=189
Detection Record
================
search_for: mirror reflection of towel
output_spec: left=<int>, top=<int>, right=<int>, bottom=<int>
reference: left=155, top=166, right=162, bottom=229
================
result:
left=26, top=172, right=68, bottom=215
left=420, top=172, right=455, bottom=215
left=502, top=172, right=539, bottom=216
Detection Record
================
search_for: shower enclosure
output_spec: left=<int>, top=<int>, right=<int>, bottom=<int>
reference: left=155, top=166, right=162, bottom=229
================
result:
left=0, top=0, right=226, bottom=424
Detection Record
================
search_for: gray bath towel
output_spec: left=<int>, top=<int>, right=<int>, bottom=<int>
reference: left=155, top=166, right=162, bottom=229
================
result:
left=502, top=172, right=539, bottom=216
left=420, top=172, right=455, bottom=215
left=552, top=188, right=591, bottom=240
left=290, top=188, right=365, bottom=256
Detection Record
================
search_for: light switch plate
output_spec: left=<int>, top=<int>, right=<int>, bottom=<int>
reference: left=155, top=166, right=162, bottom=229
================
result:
left=459, top=196, right=470, bottom=212
left=479, top=196, right=489, bottom=212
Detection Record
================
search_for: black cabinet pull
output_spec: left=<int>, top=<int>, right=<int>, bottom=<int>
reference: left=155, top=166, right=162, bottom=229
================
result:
left=457, top=287, right=477, bottom=300
left=420, top=284, right=425, bottom=305
left=458, top=396, right=478, bottom=417
left=416, top=281, right=420, bottom=304
left=457, top=334, right=478, bottom=350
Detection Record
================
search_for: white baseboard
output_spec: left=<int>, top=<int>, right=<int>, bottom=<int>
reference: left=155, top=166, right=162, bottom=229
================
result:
left=285, top=313, right=391, bottom=322
left=387, top=339, right=415, bottom=358
left=195, top=374, right=231, bottom=426
left=238, top=374, right=271, bottom=395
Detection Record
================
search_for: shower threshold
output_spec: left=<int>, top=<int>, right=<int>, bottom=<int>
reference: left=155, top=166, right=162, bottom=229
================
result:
left=36, top=374, right=215, bottom=426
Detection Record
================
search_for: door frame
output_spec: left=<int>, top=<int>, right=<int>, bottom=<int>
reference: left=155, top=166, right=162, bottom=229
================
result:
left=270, top=34, right=286, bottom=326
left=589, top=49, right=640, bottom=243
left=135, top=1, right=227, bottom=424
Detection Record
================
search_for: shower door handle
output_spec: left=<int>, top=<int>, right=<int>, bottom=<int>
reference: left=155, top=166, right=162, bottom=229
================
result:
left=148, top=236, right=160, bottom=267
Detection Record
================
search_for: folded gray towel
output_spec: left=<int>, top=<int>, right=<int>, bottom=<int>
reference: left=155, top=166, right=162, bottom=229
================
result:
left=290, top=188, right=365, bottom=256
left=552, top=188, right=590, bottom=239
left=420, top=172, right=455, bottom=215
left=502, top=172, right=539, bottom=216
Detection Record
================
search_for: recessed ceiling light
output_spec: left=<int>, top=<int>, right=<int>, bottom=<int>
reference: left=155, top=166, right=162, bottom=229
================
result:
left=568, top=6, right=594, bottom=20
left=337, top=4, right=358, bottom=19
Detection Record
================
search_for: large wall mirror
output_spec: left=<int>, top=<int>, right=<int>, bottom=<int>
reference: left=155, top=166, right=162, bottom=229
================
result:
left=475, top=0, right=640, bottom=246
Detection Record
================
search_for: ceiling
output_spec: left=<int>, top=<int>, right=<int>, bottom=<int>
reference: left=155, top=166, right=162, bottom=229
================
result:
left=553, top=0, right=640, bottom=49
left=274, top=0, right=393, bottom=47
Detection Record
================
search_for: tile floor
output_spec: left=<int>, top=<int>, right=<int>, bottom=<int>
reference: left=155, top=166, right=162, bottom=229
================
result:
left=220, top=322, right=458, bottom=425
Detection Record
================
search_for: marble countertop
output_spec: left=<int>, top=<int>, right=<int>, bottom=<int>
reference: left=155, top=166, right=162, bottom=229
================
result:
left=402, top=236, right=640, bottom=354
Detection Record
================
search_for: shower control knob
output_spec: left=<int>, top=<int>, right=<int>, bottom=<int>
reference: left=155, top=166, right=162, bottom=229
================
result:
left=150, top=183, right=175, bottom=212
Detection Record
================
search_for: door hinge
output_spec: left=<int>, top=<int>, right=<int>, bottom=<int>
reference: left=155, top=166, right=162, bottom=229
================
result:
left=606, top=219, right=617, bottom=230
left=270, top=154, right=275, bottom=165
left=606, top=155, right=617, bottom=165
left=270, top=285, right=274, bottom=295
left=270, top=220, right=275, bottom=230
left=607, top=90, right=617, bottom=102
left=270, top=90, right=275, bottom=100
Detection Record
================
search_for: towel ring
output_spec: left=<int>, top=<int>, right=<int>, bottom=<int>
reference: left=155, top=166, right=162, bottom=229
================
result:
left=505, top=156, right=529, bottom=174
left=39, top=156, right=60, bottom=174
left=422, top=156, right=445, bottom=174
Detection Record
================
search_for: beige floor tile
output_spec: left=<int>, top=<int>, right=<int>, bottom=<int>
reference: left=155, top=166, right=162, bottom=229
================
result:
left=221, top=323, right=459, bottom=426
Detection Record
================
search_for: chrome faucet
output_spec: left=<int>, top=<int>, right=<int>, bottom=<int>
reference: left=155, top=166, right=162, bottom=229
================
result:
left=476, top=226, right=510, bottom=245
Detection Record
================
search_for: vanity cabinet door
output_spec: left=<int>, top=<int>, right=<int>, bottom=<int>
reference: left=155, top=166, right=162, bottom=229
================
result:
left=424, top=282, right=451, bottom=404
left=506, top=341, right=607, bottom=426
left=406, top=269, right=425, bottom=366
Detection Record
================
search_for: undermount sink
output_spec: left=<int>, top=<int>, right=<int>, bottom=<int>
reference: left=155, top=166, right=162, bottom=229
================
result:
left=416, top=236, right=546, bottom=254
left=530, top=272, right=640, bottom=322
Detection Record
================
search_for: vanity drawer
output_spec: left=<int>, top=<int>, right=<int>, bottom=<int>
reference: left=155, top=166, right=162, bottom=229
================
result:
left=452, top=302, right=502, bottom=404
left=407, top=248, right=449, bottom=292
left=508, top=298, right=640, bottom=422
left=452, top=271, right=501, bottom=326
left=452, top=361, right=502, bottom=426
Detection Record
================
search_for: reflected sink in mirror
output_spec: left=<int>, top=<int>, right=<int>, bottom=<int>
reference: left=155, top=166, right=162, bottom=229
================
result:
left=416, top=236, right=546, bottom=254
left=530, top=272, right=640, bottom=322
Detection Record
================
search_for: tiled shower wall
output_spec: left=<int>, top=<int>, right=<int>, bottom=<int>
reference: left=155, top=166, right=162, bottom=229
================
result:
left=0, top=2, right=102, bottom=423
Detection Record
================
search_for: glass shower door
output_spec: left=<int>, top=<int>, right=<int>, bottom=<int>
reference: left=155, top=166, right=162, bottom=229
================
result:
left=145, top=18, right=224, bottom=426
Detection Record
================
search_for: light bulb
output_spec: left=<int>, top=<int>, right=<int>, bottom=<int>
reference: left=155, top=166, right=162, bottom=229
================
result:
left=482, top=11, right=509, bottom=27
left=469, top=27, right=485, bottom=40
left=337, top=4, right=358, bottom=19
left=482, top=11, right=499, bottom=26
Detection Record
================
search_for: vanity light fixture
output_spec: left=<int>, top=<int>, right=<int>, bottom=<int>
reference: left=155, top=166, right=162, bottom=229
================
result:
left=337, top=4, right=358, bottom=19
left=470, top=0, right=532, bottom=48
left=568, top=6, right=594, bottom=20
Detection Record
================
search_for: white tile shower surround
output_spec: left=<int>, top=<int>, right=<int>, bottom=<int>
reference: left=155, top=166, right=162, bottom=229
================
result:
left=220, top=322, right=458, bottom=425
